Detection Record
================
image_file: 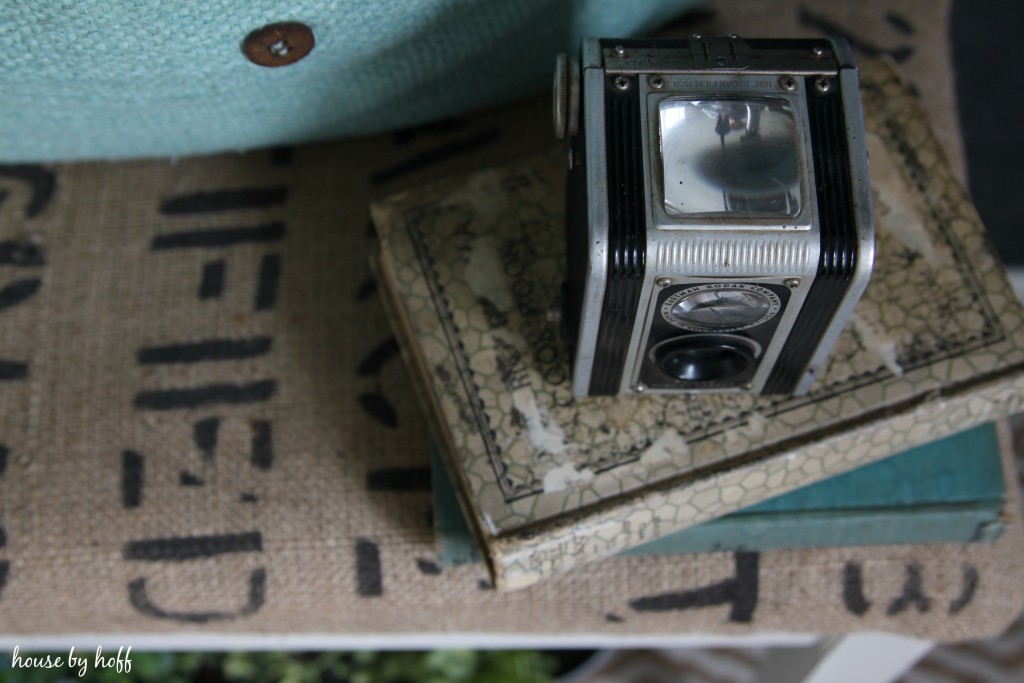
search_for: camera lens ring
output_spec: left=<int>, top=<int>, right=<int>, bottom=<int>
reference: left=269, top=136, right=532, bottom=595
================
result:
left=661, top=283, right=781, bottom=332
left=649, top=334, right=760, bottom=383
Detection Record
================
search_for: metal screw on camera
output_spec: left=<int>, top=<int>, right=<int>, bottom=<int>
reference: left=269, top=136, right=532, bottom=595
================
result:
left=649, top=75, right=664, bottom=89
left=815, top=77, right=832, bottom=94
left=813, top=45, right=826, bottom=57
left=656, top=277, right=673, bottom=288
left=613, top=45, right=626, bottom=57
left=784, top=278, right=801, bottom=289
left=614, top=76, right=631, bottom=91
left=779, top=75, right=797, bottom=91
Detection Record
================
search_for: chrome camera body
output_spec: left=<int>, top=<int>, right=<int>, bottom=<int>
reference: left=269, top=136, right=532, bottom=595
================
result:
left=554, top=36, right=874, bottom=397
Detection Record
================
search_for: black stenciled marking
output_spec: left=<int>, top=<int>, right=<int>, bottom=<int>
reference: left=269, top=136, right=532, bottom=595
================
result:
left=371, top=128, right=500, bottom=185
left=199, top=260, right=226, bottom=299
left=392, top=117, right=466, bottom=146
left=0, top=165, right=57, bottom=218
left=255, top=253, right=281, bottom=311
left=885, top=11, right=914, bottom=35
left=0, top=278, right=41, bottom=313
left=949, top=566, right=979, bottom=614
left=366, top=467, right=431, bottom=492
left=605, top=613, right=625, bottom=623
left=843, top=562, right=871, bottom=616
left=886, top=563, right=931, bottom=615
left=194, top=417, right=220, bottom=458
left=358, top=392, right=398, bottom=428
left=240, top=493, right=258, bottom=503
left=358, top=337, right=400, bottom=376
left=416, top=558, right=442, bottom=575
left=160, top=187, right=288, bottom=214
left=798, top=7, right=913, bottom=62
left=122, top=450, right=144, bottom=509
left=137, top=337, right=273, bottom=365
left=151, top=223, right=285, bottom=250
left=0, top=361, right=28, bottom=380
left=179, top=471, right=204, bottom=487
left=356, top=277, right=377, bottom=302
left=250, top=420, right=273, bottom=470
left=0, top=240, right=45, bottom=267
left=134, top=380, right=277, bottom=410
left=124, top=531, right=262, bottom=561
left=0, top=444, right=7, bottom=476
left=629, top=552, right=759, bottom=623
left=128, top=568, right=265, bottom=623
left=356, top=538, right=383, bottom=596
left=270, top=147, right=294, bottom=166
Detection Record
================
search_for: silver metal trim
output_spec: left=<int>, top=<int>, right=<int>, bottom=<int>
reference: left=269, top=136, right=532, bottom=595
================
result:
left=570, top=60, right=611, bottom=396
left=581, top=37, right=603, bottom=69
left=652, top=238, right=813, bottom=275
left=828, top=37, right=857, bottom=69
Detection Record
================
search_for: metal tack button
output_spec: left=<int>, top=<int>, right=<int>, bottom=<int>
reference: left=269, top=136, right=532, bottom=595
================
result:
left=243, top=22, right=315, bottom=67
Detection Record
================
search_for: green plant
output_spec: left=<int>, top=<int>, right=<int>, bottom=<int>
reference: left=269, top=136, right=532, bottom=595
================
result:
left=0, top=649, right=560, bottom=683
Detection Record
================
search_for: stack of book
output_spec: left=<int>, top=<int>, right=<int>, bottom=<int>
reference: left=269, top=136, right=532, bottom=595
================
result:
left=371, top=59, right=1024, bottom=591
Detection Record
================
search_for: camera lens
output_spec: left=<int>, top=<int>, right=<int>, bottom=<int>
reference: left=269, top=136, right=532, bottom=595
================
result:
left=661, top=284, right=781, bottom=333
left=652, top=336, right=757, bottom=383
left=671, top=289, right=772, bottom=328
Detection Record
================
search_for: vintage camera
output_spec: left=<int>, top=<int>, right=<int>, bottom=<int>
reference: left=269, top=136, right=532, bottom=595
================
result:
left=554, top=36, right=873, bottom=396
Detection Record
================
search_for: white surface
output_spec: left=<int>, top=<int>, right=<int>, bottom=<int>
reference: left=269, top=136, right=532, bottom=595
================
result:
left=758, top=633, right=933, bottom=683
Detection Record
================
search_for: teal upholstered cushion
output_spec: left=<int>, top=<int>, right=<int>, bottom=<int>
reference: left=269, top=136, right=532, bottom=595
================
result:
left=2, top=0, right=698, bottom=161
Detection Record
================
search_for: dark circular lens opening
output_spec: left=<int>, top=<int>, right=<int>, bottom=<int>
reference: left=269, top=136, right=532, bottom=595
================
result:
left=655, top=337, right=756, bottom=383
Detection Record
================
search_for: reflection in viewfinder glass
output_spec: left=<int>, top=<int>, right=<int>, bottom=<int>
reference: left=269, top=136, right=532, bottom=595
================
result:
left=660, top=98, right=801, bottom=217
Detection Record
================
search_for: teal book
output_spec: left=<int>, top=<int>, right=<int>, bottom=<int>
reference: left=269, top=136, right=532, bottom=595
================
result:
left=433, top=424, right=1008, bottom=566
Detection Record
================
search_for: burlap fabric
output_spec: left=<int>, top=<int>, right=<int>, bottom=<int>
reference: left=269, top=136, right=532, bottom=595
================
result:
left=1, top=0, right=1019, bottom=641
